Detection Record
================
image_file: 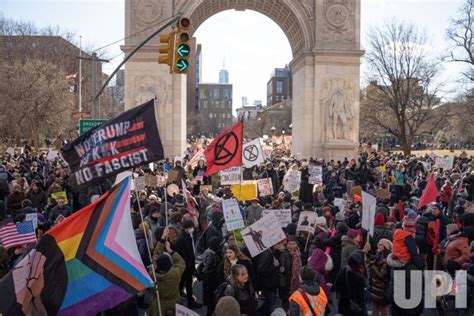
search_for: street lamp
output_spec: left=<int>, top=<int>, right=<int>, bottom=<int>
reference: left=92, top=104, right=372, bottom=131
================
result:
left=271, top=126, right=276, bottom=149
left=282, top=128, right=286, bottom=146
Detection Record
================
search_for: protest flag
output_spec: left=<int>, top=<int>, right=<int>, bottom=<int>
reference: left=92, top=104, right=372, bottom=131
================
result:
left=418, top=175, right=440, bottom=209
left=0, top=177, right=153, bottom=316
left=0, top=221, right=36, bottom=249
left=61, top=99, right=164, bottom=188
left=204, top=121, right=243, bottom=176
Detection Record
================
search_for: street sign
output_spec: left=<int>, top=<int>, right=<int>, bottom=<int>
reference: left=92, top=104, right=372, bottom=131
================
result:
left=79, top=118, right=107, bottom=135
left=176, top=59, right=189, bottom=72
left=177, top=43, right=190, bottom=57
left=72, top=112, right=92, bottom=119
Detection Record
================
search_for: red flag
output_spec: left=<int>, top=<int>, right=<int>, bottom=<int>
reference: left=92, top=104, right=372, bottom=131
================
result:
left=418, top=175, right=440, bottom=209
left=204, top=121, right=243, bottom=176
left=398, top=200, right=405, bottom=221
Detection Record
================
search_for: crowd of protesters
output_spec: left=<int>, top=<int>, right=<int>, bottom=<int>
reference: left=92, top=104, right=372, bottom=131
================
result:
left=1, top=145, right=474, bottom=316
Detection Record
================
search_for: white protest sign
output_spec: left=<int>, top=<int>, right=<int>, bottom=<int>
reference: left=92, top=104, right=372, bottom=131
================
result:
left=242, top=138, right=265, bottom=168
left=435, top=156, right=454, bottom=170
left=362, top=191, right=377, bottom=236
left=308, top=166, right=323, bottom=185
left=6, top=147, right=14, bottom=155
left=25, top=213, right=38, bottom=230
left=176, top=304, right=199, bottom=316
left=46, top=151, right=58, bottom=161
left=134, top=176, right=146, bottom=191
left=114, top=171, right=139, bottom=190
left=334, top=198, right=345, bottom=211
left=296, top=211, right=318, bottom=233
left=220, top=166, right=242, bottom=185
left=257, top=178, right=274, bottom=196
left=222, top=198, right=245, bottom=231
left=262, top=209, right=291, bottom=228
left=285, top=170, right=301, bottom=192
left=241, top=212, right=286, bottom=257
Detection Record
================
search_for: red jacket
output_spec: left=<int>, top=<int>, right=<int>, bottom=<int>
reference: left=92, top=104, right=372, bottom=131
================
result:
left=440, top=184, right=452, bottom=204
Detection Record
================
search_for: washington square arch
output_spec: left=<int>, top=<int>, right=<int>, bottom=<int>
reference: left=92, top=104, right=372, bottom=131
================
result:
left=121, top=0, right=363, bottom=160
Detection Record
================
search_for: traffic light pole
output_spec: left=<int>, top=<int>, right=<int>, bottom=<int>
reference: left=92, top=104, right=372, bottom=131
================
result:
left=94, top=14, right=181, bottom=101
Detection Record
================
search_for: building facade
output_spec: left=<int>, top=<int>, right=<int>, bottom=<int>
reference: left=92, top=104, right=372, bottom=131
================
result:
left=266, top=65, right=292, bottom=106
left=198, top=83, right=233, bottom=136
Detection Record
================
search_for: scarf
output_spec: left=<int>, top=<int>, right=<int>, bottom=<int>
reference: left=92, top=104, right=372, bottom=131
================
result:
left=289, top=248, right=302, bottom=292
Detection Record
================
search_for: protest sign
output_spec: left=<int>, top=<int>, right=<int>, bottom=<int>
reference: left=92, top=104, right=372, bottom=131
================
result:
left=176, top=304, right=199, bottom=316
left=46, top=151, right=58, bottom=161
left=285, top=170, right=301, bottom=192
left=51, top=191, right=68, bottom=204
left=6, top=147, right=14, bottom=155
left=134, top=176, right=146, bottom=191
left=297, top=211, right=318, bottom=233
left=233, top=227, right=244, bottom=247
left=200, top=185, right=213, bottom=193
left=308, top=166, right=322, bottom=185
left=25, top=213, right=38, bottom=230
left=144, top=174, right=158, bottom=187
left=262, top=209, right=291, bottom=227
left=231, top=182, right=258, bottom=201
left=334, top=198, right=345, bottom=211
left=377, top=165, right=386, bottom=172
left=376, top=188, right=390, bottom=200
left=222, top=198, right=245, bottom=231
left=241, top=213, right=286, bottom=257
left=362, top=191, right=377, bottom=236
left=242, top=138, right=265, bottom=168
left=220, top=166, right=242, bottom=185
left=60, top=99, right=164, bottom=188
left=157, top=174, right=167, bottom=187
left=257, top=178, right=274, bottom=196
left=167, top=170, right=179, bottom=183
left=435, top=157, right=454, bottom=170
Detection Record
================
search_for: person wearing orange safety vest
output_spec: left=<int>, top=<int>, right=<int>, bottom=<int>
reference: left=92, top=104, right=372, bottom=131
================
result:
left=289, top=266, right=328, bottom=316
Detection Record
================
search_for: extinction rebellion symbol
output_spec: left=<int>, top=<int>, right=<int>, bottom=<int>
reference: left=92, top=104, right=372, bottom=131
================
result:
left=243, top=145, right=259, bottom=162
left=213, top=132, right=239, bottom=165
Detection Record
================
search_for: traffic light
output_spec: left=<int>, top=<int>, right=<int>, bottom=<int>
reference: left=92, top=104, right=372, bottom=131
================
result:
left=173, top=18, right=191, bottom=73
left=158, top=31, right=175, bottom=71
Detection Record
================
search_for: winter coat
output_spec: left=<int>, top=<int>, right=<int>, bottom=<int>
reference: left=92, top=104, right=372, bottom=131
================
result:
left=255, top=249, right=278, bottom=290
left=308, top=248, right=332, bottom=296
left=148, top=252, right=185, bottom=316
left=274, top=248, right=292, bottom=290
left=369, top=253, right=391, bottom=305
left=26, top=189, right=47, bottom=210
left=442, top=233, right=470, bottom=267
left=309, top=226, right=329, bottom=254
left=346, top=212, right=360, bottom=229
left=323, top=232, right=344, bottom=282
left=440, top=184, right=452, bottom=204
left=202, top=248, right=220, bottom=305
left=224, top=280, right=257, bottom=315
left=135, top=230, right=150, bottom=267
left=175, top=231, right=196, bottom=276
left=7, top=191, right=25, bottom=216
left=372, top=224, right=394, bottom=250
left=246, top=204, right=263, bottom=225
left=289, top=280, right=325, bottom=316
left=335, top=266, right=367, bottom=316
left=48, top=205, right=72, bottom=223
left=340, top=236, right=359, bottom=269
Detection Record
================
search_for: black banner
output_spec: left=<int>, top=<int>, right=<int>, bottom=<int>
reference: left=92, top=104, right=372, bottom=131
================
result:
left=61, top=99, right=164, bottom=188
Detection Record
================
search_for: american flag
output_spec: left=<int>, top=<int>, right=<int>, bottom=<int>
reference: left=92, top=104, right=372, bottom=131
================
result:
left=188, top=148, right=205, bottom=168
left=0, top=221, right=37, bottom=249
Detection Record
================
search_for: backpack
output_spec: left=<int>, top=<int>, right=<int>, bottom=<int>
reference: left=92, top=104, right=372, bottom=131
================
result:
left=214, top=281, right=229, bottom=304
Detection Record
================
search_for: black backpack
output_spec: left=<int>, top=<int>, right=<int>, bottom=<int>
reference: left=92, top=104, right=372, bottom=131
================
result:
left=214, top=281, right=229, bottom=304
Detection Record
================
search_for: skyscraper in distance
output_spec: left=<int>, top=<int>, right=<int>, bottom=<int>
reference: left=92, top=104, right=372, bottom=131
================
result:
left=219, top=57, right=229, bottom=84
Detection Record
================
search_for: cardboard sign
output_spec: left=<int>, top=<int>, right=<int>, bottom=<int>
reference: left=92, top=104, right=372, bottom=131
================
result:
left=241, top=213, right=286, bottom=257
left=296, top=211, right=318, bottom=233
left=220, top=166, right=242, bottom=185
left=231, top=182, right=258, bottom=201
left=377, top=165, right=386, bottom=172
left=262, top=209, right=291, bottom=227
left=285, top=170, right=301, bottom=193
left=167, top=170, right=179, bottom=183
left=257, top=178, right=274, bottom=196
left=51, top=191, right=68, bottom=204
left=144, top=174, right=158, bottom=187
left=308, top=166, right=323, bottom=185
left=376, top=188, right=390, bottom=200
left=134, top=176, right=146, bottom=191
left=222, top=198, right=245, bottom=231
left=362, top=191, right=377, bottom=236
left=351, top=186, right=362, bottom=197
left=435, top=157, right=454, bottom=170
left=200, top=185, right=213, bottom=194
left=46, top=151, right=59, bottom=161
left=176, top=304, right=199, bottom=316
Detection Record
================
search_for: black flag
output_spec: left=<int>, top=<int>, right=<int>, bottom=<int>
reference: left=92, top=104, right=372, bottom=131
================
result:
left=61, top=99, right=164, bottom=188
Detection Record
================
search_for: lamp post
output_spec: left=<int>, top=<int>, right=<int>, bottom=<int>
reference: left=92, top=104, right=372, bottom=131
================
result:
left=271, top=126, right=276, bottom=149
left=282, top=128, right=286, bottom=147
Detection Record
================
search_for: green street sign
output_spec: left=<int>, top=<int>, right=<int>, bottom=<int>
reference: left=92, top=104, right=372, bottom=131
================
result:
left=79, top=118, right=107, bottom=135
left=176, top=59, right=189, bottom=72
left=177, top=43, right=190, bottom=57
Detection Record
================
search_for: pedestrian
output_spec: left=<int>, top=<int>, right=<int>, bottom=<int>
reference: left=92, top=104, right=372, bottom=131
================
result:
left=217, top=244, right=256, bottom=289
left=202, top=236, right=222, bottom=316
left=368, top=239, right=392, bottom=316
left=340, top=228, right=361, bottom=269
left=223, top=264, right=258, bottom=315
left=289, top=266, right=328, bottom=316
left=273, top=241, right=292, bottom=311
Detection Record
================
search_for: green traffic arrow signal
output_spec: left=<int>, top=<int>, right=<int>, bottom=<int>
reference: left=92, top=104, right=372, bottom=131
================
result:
left=176, top=59, right=189, bottom=72
left=177, top=44, right=190, bottom=57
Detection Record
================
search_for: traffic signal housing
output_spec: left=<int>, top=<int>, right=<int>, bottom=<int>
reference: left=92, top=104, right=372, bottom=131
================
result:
left=158, top=31, right=175, bottom=72
left=173, top=18, right=191, bottom=73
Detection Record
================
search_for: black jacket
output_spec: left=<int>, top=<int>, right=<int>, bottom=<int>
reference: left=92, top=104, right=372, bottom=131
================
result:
left=255, top=249, right=278, bottom=290
left=26, top=189, right=48, bottom=210
left=175, top=232, right=196, bottom=275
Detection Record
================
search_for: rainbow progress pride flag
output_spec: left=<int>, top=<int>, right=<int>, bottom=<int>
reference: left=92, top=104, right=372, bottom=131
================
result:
left=0, top=177, right=153, bottom=315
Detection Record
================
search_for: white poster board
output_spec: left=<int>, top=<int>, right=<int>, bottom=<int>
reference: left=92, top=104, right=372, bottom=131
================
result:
left=220, top=166, right=242, bottom=185
left=435, top=157, right=454, bottom=170
left=362, top=191, right=377, bottom=236
left=176, top=304, right=199, bottom=316
left=242, top=138, right=265, bottom=168
left=5, top=147, right=14, bottom=155
left=262, top=209, right=291, bottom=227
left=296, top=211, right=318, bottom=233
left=308, top=166, right=323, bottom=185
left=334, top=198, right=345, bottom=211
left=257, top=178, right=274, bottom=196
left=285, top=170, right=301, bottom=193
left=222, top=198, right=245, bottom=231
left=241, top=213, right=286, bottom=257
left=46, top=151, right=58, bottom=161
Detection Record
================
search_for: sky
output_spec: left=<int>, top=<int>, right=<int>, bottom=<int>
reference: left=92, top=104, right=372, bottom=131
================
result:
left=0, top=0, right=467, bottom=113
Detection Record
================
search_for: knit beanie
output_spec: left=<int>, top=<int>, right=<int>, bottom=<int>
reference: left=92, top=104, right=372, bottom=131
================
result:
left=215, top=296, right=240, bottom=316
left=402, top=216, right=417, bottom=233
left=446, top=223, right=458, bottom=235
left=347, top=228, right=359, bottom=239
left=315, top=216, right=328, bottom=231
left=300, top=266, right=316, bottom=282
left=156, top=254, right=172, bottom=273
left=374, top=213, right=385, bottom=226
left=378, top=238, right=393, bottom=252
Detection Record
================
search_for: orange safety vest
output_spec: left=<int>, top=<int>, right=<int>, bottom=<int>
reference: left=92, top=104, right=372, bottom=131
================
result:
left=393, top=228, right=414, bottom=261
left=289, top=287, right=328, bottom=316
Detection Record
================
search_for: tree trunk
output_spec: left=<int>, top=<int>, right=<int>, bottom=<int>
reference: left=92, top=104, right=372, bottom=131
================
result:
left=401, top=137, right=412, bottom=155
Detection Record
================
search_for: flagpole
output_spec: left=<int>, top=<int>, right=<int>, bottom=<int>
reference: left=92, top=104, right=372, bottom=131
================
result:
left=164, top=186, right=169, bottom=226
left=78, top=35, right=82, bottom=113
left=131, top=175, right=162, bottom=316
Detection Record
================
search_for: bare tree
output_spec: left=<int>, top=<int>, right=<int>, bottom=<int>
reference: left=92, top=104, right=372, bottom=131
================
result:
left=363, top=20, right=443, bottom=155
left=447, top=0, right=474, bottom=81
